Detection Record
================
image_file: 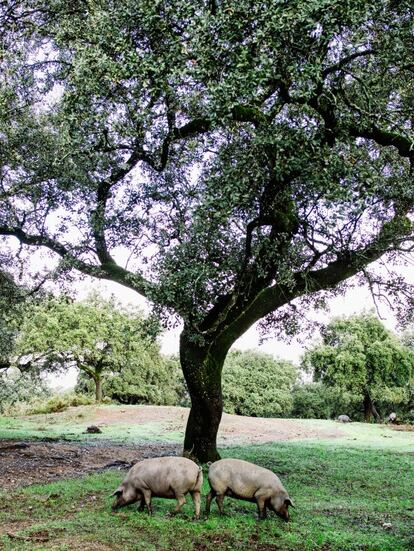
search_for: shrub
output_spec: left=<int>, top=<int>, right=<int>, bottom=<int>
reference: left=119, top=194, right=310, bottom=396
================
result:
left=222, top=350, right=297, bottom=417
left=0, top=367, right=50, bottom=414
left=4, top=392, right=95, bottom=416
left=291, top=383, right=362, bottom=420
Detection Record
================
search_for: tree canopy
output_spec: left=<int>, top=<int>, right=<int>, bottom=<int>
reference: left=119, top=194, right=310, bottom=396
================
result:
left=16, top=293, right=160, bottom=402
left=223, top=349, right=297, bottom=417
left=303, top=313, right=414, bottom=421
left=1, top=0, right=414, bottom=459
left=76, top=351, right=182, bottom=406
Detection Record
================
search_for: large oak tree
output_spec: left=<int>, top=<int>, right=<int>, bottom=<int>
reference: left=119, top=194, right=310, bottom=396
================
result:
left=1, top=0, right=414, bottom=460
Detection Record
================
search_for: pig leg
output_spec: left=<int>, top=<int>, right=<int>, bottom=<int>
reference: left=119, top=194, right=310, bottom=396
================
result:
left=170, top=493, right=186, bottom=515
left=215, top=493, right=225, bottom=515
left=190, top=491, right=201, bottom=520
left=255, top=496, right=267, bottom=520
left=142, top=489, right=153, bottom=515
left=205, top=490, right=215, bottom=517
left=137, top=497, right=145, bottom=512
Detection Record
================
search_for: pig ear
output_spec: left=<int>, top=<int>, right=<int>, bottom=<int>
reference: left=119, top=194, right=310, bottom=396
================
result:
left=111, top=487, right=123, bottom=498
left=285, top=498, right=294, bottom=508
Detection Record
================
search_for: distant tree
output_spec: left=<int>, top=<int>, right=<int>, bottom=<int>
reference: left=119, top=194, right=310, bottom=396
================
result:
left=222, top=350, right=297, bottom=417
left=303, top=314, right=414, bottom=422
left=0, top=268, right=50, bottom=411
left=76, top=351, right=182, bottom=406
left=16, top=293, right=160, bottom=402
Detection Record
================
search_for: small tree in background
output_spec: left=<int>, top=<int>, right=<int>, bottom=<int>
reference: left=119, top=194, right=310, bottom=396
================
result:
left=303, top=313, right=414, bottom=422
left=76, top=352, right=182, bottom=406
left=0, top=268, right=49, bottom=412
left=222, top=349, right=297, bottom=417
left=0, top=367, right=49, bottom=414
left=16, top=293, right=161, bottom=403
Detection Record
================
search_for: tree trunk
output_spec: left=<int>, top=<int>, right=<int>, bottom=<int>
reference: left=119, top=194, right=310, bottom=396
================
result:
left=94, top=376, right=103, bottom=403
left=363, top=392, right=381, bottom=423
left=180, top=330, right=228, bottom=463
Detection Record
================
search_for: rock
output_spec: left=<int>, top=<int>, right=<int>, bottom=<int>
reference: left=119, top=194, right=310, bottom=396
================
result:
left=382, top=522, right=393, bottom=530
left=337, top=415, right=351, bottom=423
left=102, top=460, right=132, bottom=470
left=85, top=425, right=102, bottom=434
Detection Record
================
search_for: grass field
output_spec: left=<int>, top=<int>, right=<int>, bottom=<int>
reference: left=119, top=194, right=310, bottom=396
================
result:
left=0, top=408, right=413, bottom=550
left=0, top=411, right=180, bottom=444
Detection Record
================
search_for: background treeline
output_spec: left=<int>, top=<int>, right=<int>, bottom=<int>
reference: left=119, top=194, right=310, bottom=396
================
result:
left=1, top=292, right=413, bottom=422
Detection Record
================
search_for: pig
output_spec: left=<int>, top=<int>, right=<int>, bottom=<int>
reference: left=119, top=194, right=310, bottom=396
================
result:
left=206, top=458, right=293, bottom=521
left=388, top=412, right=397, bottom=424
left=111, top=456, right=203, bottom=519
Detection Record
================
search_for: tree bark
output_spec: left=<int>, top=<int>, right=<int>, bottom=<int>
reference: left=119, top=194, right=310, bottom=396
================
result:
left=180, top=330, right=228, bottom=462
left=94, top=376, right=103, bottom=403
left=363, top=392, right=381, bottom=423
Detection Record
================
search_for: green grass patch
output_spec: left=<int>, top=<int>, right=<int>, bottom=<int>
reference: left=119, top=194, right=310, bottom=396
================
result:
left=1, top=442, right=413, bottom=550
left=0, top=407, right=182, bottom=444
left=300, top=419, right=414, bottom=452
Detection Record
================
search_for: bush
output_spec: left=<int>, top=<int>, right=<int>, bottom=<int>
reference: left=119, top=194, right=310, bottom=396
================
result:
left=4, top=392, right=95, bottom=416
left=291, top=383, right=334, bottom=419
left=222, top=350, right=297, bottom=417
left=0, top=367, right=50, bottom=414
left=291, top=383, right=363, bottom=420
left=373, top=378, right=414, bottom=423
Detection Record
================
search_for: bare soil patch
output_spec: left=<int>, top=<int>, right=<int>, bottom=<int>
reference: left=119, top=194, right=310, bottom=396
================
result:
left=390, top=424, right=414, bottom=432
left=0, top=439, right=179, bottom=491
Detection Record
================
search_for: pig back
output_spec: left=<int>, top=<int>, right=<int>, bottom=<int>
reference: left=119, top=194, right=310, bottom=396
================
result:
left=209, top=458, right=283, bottom=499
left=125, top=456, right=202, bottom=497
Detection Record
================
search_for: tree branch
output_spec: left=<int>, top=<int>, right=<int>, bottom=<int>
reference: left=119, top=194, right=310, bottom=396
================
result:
left=322, top=49, right=376, bottom=78
left=0, top=225, right=153, bottom=297
left=216, top=210, right=413, bottom=349
left=347, top=124, right=414, bottom=159
left=173, top=103, right=268, bottom=141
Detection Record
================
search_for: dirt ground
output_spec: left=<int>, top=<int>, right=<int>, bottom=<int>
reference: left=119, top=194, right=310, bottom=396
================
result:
left=0, top=439, right=180, bottom=491
left=0, top=406, right=344, bottom=491
left=87, top=405, right=343, bottom=445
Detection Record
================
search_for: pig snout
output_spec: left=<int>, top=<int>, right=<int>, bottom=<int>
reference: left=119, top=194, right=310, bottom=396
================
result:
left=270, top=496, right=294, bottom=522
left=111, top=489, right=124, bottom=511
left=276, top=509, right=290, bottom=522
left=111, top=486, right=137, bottom=511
